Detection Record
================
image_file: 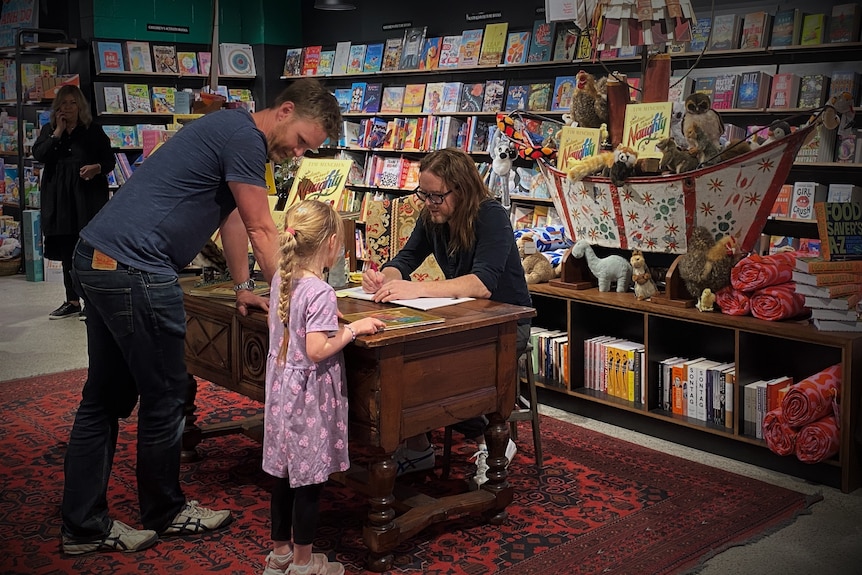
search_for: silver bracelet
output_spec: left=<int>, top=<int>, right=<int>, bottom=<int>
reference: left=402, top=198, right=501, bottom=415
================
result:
left=345, top=324, right=357, bottom=342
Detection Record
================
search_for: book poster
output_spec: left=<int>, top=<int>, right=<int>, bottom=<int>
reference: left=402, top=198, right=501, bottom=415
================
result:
left=815, top=202, right=862, bottom=261
left=285, top=158, right=353, bottom=208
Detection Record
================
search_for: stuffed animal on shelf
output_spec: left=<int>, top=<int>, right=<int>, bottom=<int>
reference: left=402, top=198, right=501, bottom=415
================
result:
left=715, top=138, right=753, bottom=163
left=565, top=149, right=615, bottom=182
left=490, top=136, right=517, bottom=206
left=571, top=239, right=632, bottom=293
left=609, top=145, right=637, bottom=187
left=656, top=137, right=699, bottom=174
left=678, top=226, right=736, bottom=299
left=687, top=124, right=724, bottom=165
left=763, top=120, right=791, bottom=144
left=517, top=232, right=557, bottom=284
left=630, top=249, right=658, bottom=301
left=696, top=288, right=716, bottom=312
left=669, top=101, right=688, bottom=149
left=682, top=92, right=723, bottom=163
left=570, top=70, right=609, bottom=129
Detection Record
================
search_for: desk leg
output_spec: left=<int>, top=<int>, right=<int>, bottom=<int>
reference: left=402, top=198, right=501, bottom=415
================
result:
left=181, top=374, right=202, bottom=462
left=481, top=415, right=512, bottom=525
left=363, top=456, right=398, bottom=572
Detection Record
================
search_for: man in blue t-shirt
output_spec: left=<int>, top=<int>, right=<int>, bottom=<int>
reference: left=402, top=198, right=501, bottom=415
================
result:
left=61, top=79, right=342, bottom=556
left=361, top=148, right=532, bottom=489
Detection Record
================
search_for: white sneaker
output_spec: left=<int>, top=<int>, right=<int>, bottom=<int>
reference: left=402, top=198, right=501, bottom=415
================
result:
left=392, top=444, right=436, bottom=476
left=471, top=439, right=517, bottom=489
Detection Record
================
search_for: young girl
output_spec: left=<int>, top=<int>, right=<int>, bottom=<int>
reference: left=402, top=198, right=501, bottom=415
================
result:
left=262, top=200, right=385, bottom=575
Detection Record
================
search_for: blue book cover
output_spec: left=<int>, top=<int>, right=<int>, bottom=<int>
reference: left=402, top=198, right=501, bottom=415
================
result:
left=688, top=17, right=712, bottom=52
left=736, top=71, right=770, bottom=109
left=527, top=20, right=554, bottom=62
left=348, top=82, right=366, bottom=113
left=363, top=43, right=384, bottom=73
left=505, top=84, right=529, bottom=111
left=96, top=41, right=126, bottom=72
left=551, top=75, right=575, bottom=111
left=362, top=82, right=382, bottom=113
left=334, top=88, right=351, bottom=113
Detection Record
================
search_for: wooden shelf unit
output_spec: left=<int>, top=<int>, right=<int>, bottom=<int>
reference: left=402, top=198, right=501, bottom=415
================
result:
left=528, top=282, right=862, bottom=493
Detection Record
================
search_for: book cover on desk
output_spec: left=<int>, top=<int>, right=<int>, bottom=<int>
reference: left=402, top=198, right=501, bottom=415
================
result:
left=814, top=201, right=862, bottom=261
left=340, top=306, right=444, bottom=330
left=188, top=280, right=269, bottom=299
left=125, top=41, right=153, bottom=73
left=95, top=41, right=126, bottom=73
left=285, top=158, right=352, bottom=208
left=813, top=318, right=862, bottom=332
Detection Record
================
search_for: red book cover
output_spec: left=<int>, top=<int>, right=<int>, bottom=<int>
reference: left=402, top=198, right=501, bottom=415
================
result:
left=769, top=73, right=800, bottom=109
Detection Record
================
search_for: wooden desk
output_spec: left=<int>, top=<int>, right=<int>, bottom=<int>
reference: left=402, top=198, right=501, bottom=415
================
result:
left=181, top=280, right=535, bottom=571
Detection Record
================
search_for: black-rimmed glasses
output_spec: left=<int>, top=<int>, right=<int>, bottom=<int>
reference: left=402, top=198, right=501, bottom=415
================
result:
left=414, top=187, right=453, bottom=205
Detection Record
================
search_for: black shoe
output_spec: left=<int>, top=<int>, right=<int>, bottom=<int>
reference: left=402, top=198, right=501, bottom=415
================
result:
left=49, top=302, right=82, bottom=320
left=79, top=306, right=87, bottom=321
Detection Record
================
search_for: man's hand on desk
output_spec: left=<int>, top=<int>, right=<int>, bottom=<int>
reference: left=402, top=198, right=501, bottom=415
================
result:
left=372, top=279, right=424, bottom=303
left=235, top=289, right=269, bottom=316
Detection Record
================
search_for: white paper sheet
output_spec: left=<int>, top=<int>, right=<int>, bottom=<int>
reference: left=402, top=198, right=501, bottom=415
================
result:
left=336, top=286, right=474, bottom=311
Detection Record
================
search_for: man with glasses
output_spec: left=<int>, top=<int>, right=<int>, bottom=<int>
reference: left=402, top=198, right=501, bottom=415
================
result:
left=361, top=147, right=531, bottom=488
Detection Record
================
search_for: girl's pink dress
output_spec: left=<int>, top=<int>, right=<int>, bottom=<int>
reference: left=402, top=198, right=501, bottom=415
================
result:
left=262, top=275, right=350, bottom=487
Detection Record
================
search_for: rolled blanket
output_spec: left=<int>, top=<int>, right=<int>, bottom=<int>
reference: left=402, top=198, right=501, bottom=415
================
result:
left=731, top=252, right=796, bottom=292
left=749, top=282, right=807, bottom=321
left=716, top=285, right=750, bottom=315
left=796, top=415, right=840, bottom=464
left=763, top=408, right=796, bottom=456
left=781, top=364, right=841, bottom=427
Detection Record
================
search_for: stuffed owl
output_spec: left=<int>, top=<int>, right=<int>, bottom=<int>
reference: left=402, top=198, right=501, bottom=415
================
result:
left=682, top=92, right=724, bottom=153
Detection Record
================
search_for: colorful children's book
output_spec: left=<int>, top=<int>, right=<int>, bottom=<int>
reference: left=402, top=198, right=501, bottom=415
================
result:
left=418, top=37, right=441, bottom=70
left=769, top=73, right=800, bottom=109
left=459, top=82, right=484, bottom=113
left=712, top=74, right=738, bottom=109
left=551, top=75, right=576, bottom=111
left=828, top=71, right=860, bottom=101
left=504, top=31, right=530, bottom=65
left=363, top=43, right=383, bottom=73
left=382, top=38, right=402, bottom=72
left=152, top=44, right=179, bottom=74
left=103, top=86, right=125, bottom=114
left=332, top=41, right=351, bottom=75
left=438, top=35, right=461, bottom=68
left=459, top=29, right=483, bottom=67
left=828, top=3, right=862, bottom=42
left=527, top=20, right=554, bottom=63
left=402, top=84, right=427, bottom=114
left=422, top=82, right=445, bottom=114
left=668, top=76, right=694, bottom=105
left=482, top=79, right=506, bottom=112
left=440, top=82, right=463, bottom=113
left=505, top=83, right=529, bottom=111
left=801, top=13, right=826, bottom=45
left=688, top=17, right=712, bottom=52
left=176, top=51, right=199, bottom=75
left=95, top=41, right=125, bottom=73
left=124, top=41, right=152, bottom=73
left=556, top=126, right=602, bottom=169
left=150, top=86, right=176, bottom=113
left=622, top=102, right=672, bottom=160
left=283, top=48, right=303, bottom=77
left=527, top=82, right=551, bottom=111
left=380, top=86, right=405, bottom=113
left=348, top=82, right=366, bottom=113
left=286, top=158, right=353, bottom=208
left=362, top=83, right=382, bottom=114
left=198, top=52, right=212, bottom=76
left=124, top=84, right=152, bottom=113
left=334, top=88, right=351, bottom=113
left=552, top=21, right=580, bottom=61
left=478, top=22, right=509, bottom=66
left=317, top=50, right=335, bottom=76
left=771, top=8, right=802, bottom=46
left=302, top=45, right=322, bottom=76
left=709, top=14, right=741, bottom=50
left=740, top=11, right=771, bottom=49
left=340, top=306, right=444, bottom=330
left=346, top=44, right=366, bottom=74
left=399, top=26, right=427, bottom=70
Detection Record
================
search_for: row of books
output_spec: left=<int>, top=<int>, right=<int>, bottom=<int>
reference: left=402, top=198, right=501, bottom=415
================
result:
left=771, top=183, right=861, bottom=221
left=95, top=82, right=255, bottom=115
left=742, top=376, right=794, bottom=439
left=334, top=75, right=578, bottom=117
left=676, top=4, right=861, bottom=54
left=511, top=203, right=563, bottom=232
left=284, top=19, right=594, bottom=78
left=584, top=337, right=645, bottom=404
left=529, top=327, right=569, bottom=389
left=656, top=356, right=735, bottom=428
left=340, top=114, right=503, bottom=156
left=93, top=40, right=255, bottom=77
left=0, top=57, right=78, bottom=101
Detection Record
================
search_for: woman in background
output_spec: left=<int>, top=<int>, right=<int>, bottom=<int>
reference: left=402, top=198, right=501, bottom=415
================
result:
left=32, top=84, right=115, bottom=319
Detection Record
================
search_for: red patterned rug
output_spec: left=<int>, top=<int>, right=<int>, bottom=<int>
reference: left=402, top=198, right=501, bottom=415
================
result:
left=0, top=369, right=819, bottom=575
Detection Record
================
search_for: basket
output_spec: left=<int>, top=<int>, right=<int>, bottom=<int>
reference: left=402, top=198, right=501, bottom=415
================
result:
left=0, top=257, right=21, bottom=276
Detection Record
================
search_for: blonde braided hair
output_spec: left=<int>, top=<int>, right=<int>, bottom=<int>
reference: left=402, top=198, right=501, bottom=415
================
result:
left=276, top=199, right=344, bottom=363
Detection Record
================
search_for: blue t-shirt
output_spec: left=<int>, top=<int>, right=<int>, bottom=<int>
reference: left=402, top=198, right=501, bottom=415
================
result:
left=81, top=108, right=267, bottom=274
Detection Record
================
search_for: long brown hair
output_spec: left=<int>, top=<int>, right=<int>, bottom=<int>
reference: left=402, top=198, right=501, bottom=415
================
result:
left=276, top=199, right=343, bottom=363
left=419, top=148, right=494, bottom=256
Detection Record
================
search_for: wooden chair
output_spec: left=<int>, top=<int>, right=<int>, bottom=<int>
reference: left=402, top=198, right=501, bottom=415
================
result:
left=441, top=344, right=542, bottom=478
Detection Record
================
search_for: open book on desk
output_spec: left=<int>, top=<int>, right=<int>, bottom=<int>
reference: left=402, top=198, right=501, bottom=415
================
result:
left=340, top=307, right=445, bottom=330
left=336, top=286, right=474, bottom=311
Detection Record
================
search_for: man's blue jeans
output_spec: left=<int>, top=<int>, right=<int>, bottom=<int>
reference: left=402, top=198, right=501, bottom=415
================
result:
left=62, top=240, right=187, bottom=537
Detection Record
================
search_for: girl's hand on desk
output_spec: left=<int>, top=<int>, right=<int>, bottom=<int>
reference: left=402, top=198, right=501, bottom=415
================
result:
left=351, top=317, right=387, bottom=337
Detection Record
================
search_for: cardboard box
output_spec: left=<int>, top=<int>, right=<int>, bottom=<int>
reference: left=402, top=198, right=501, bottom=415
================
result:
left=43, top=258, right=63, bottom=283
left=22, top=210, right=43, bottom=282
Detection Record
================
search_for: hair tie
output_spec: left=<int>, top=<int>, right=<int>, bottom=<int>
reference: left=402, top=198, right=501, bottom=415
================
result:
left=285, top=227, right=296, bottom=236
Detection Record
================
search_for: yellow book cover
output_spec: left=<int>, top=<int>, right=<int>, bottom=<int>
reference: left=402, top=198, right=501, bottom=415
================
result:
left=556, top=126, right=602, bottom=169
left=340, top=306, right=445, bottom=330
left=402, top=84, right=427, bottom=114
left=286, top=158, right=353, bottom=209
left=478, top=22, right=509, bottom=66
left=800, top=13, right=825, bottom=45
left=621, top=102, right=672, bottom=160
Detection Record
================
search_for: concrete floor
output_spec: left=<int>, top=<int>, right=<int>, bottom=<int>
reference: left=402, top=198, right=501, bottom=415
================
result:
left=1, top=274, right=860, bottom=574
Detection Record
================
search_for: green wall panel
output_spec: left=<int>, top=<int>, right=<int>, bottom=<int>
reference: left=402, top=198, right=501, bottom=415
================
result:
left=93, top=0, right=301, bottom=45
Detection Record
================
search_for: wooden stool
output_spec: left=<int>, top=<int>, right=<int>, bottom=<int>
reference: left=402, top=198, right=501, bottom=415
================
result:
left=441, top=345, right=542, bottom=478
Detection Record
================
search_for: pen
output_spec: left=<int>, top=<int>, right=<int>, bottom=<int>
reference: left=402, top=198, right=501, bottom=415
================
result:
left=370, top=262, right=379, bottom=272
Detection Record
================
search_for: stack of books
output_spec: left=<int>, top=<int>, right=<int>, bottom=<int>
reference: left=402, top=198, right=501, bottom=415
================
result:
left=794, top=257, right=862, bottom=333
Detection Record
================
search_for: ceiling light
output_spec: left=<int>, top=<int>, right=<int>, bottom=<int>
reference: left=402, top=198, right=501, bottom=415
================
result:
left=314, top=0, right=356, bottom=10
